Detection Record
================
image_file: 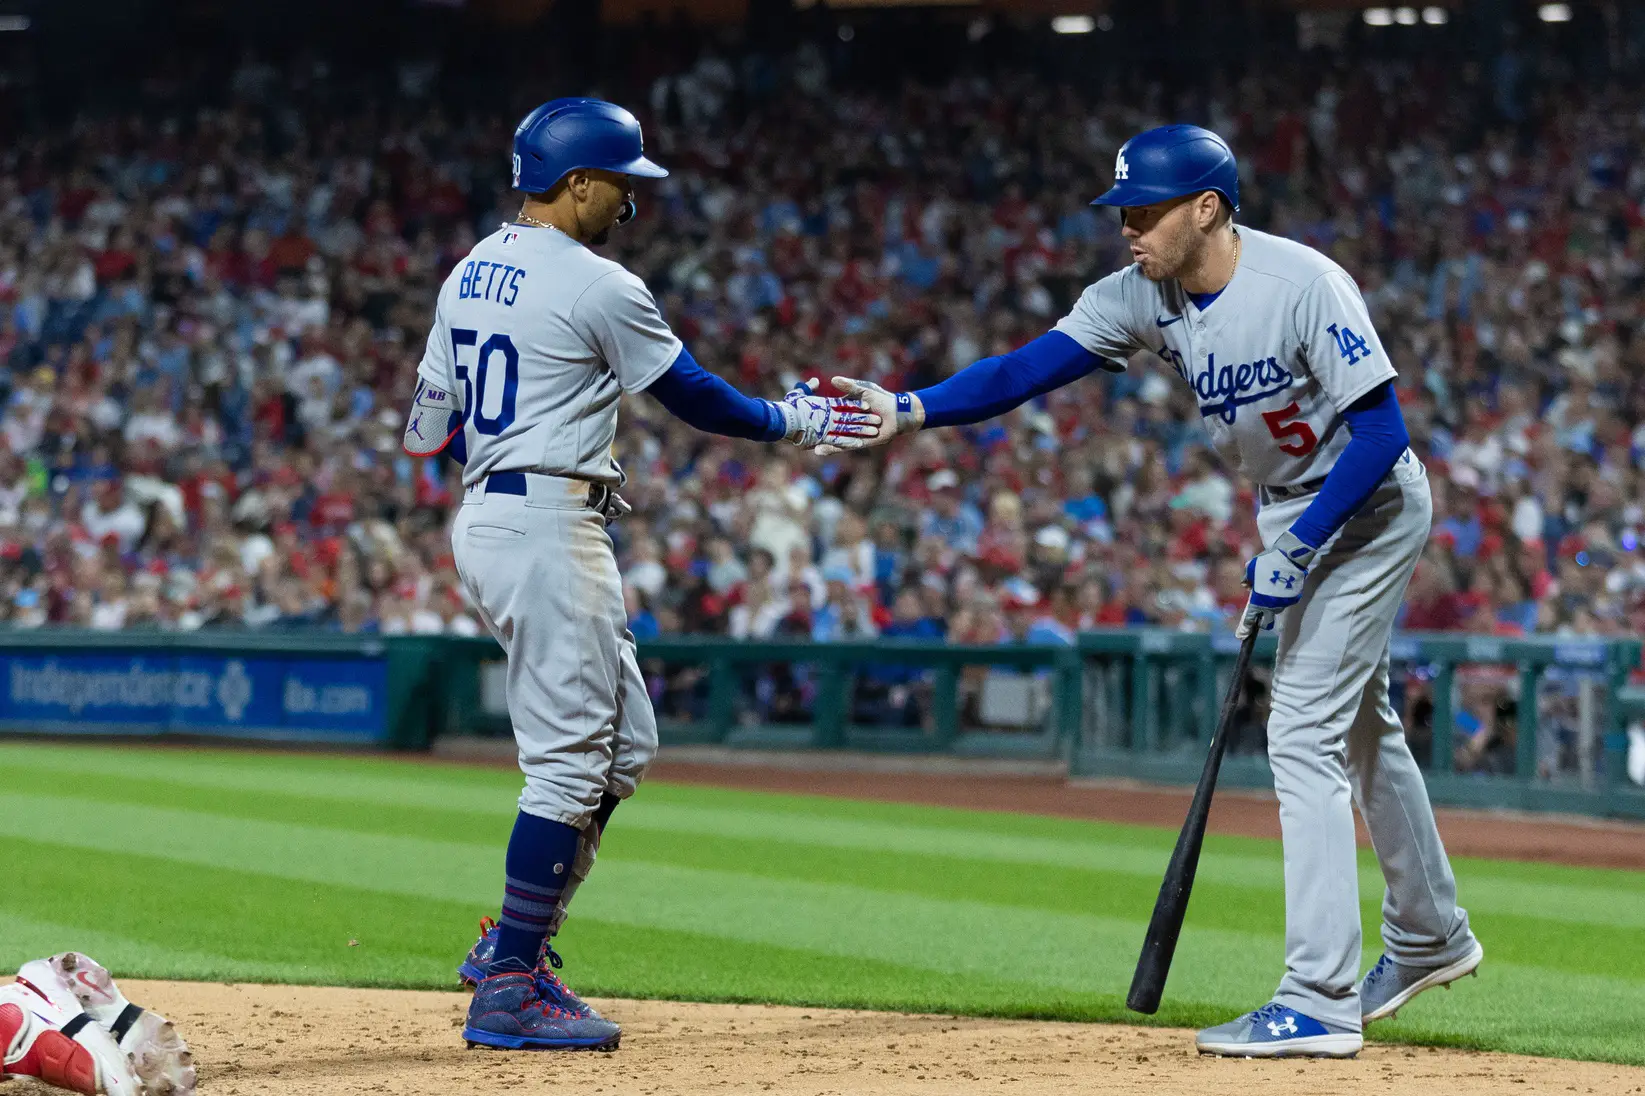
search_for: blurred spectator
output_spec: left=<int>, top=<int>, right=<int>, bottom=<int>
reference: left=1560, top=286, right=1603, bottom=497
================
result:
left=811, top=565, right=877, bottom=642
left=0, top=33, right=1641, bottom=663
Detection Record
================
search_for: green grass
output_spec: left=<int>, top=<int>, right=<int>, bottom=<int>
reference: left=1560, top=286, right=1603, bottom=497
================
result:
left=1, top=742, right=1642, bottom=1065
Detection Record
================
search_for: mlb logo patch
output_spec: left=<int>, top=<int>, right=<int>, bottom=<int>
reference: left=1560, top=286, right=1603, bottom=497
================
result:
left=502, top=231, right=520, bottom=245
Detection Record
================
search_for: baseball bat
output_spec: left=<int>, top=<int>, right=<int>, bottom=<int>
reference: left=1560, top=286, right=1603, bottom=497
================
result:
left=1125, top=627, right=1259, bottom=1014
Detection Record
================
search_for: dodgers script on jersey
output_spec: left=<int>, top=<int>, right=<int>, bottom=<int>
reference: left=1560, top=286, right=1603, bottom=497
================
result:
left=1053, top=227, right=1396, bottom=487
left=417, top=224, right=683, bottom=487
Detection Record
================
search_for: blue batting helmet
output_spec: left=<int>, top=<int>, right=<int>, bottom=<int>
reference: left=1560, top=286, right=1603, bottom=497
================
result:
left=511, top=98, right=668, bottom=195
left=1090, top=125, right=1239, bottom=213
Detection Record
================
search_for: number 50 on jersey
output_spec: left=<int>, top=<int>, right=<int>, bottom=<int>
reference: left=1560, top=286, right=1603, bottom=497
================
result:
left=452, top=328, right=520, bottom=436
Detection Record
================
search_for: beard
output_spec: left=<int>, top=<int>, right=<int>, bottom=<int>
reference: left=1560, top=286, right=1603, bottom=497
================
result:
left=590, top=226, right=612, bottom=247
left=1136, top=234, right=1198, bottom=282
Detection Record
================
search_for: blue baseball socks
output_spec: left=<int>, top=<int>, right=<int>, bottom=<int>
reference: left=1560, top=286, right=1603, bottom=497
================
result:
left=492, top=809, right=583, bottom=969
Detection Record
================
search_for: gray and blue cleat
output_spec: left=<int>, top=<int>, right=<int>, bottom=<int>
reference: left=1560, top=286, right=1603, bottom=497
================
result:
left=1196, top=1001, right=1363, bottom=1058
left=1360, top=940, right=1484, bottom=1022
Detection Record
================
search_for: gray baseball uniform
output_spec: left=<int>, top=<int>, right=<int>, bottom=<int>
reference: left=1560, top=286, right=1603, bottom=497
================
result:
left=418, top=223, right=678, bottom=922
left=1056, top=227, right=1479, bottom=1029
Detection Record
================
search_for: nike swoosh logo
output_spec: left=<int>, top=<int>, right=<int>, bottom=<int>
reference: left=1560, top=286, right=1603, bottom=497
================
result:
left=76, top=971, right=112, bottom=999
left=1156, top=315, right=1183, bottom=328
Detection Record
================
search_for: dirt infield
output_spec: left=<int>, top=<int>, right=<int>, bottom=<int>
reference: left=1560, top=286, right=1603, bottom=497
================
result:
left=647, top=750, right=1645, bottom=872
left=4, top=980, right=1638, bottom=1096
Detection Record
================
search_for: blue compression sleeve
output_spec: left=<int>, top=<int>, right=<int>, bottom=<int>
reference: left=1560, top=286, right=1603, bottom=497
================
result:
left=913, top=331, right=1107, bottom=429
left=643, top=346, right=786, bottom=441
left=1289, top=382, right=1410, bottom=549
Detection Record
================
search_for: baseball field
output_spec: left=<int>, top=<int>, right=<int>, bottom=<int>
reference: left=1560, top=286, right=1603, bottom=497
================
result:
left=3, top=741, right=1644, bottom=1095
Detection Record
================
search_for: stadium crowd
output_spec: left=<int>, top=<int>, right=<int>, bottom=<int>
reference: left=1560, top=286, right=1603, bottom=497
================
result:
left=1, top=37, right=1643, bottom=669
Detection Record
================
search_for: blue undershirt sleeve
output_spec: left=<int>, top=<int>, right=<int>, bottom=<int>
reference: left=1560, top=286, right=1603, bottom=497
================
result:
left=1288, top=381, right=1410, bottom=550
left=641, top=345, right=786, bottom=442
left=913, top=331, right=1107, bottom=429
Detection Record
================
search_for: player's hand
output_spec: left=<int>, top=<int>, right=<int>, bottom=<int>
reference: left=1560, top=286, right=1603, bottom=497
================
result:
left=1237, top=530, right=1317, bottom=639
left=813, top=376, right=924, bottom=456
left=776, top=378, right=881, bottom=451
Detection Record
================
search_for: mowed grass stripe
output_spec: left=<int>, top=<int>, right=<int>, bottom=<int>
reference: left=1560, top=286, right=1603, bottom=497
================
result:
left=0, top=791, right=503, bottom=900
left=0, top=837, right=501, bottom=986
left=0, top=790, right=1271, bottom=999
left=0, top=825, right=1262, bottom=1002
left=2, top=782, right=1634, bottom=981
left=1, top=743, right=518, bottom=815
left=12, top=741, right=1643, bottom=896
left=3, top=791, right=1643, bottom=1001
left=0, top=841, right=1159, bottom=1025
left=0, top=768, right=518, bottom=851
left=6, top=766, right=1644, bottom=942
left=606, top=829, right=1645, bottom=980
left=0, top=909, right=330, bottom=986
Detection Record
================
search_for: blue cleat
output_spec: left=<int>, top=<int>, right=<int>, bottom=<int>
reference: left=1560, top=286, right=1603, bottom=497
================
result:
left=458, top=917, right=550, bottom=987
left=1360, top=940, right=1484, bottom=1023
left=462, top=956, right=620, bottom=1052
left=1195, top=1002, right=1362, bottom=1058
left=457, top=917, right=501, bottom=987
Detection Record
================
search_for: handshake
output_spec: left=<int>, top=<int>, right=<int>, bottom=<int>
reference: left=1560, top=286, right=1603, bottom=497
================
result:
left=775, top=377, right=924, bottom=454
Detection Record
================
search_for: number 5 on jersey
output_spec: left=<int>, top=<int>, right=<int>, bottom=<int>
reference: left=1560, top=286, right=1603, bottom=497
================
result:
left=452, top=328, right=519, bottom=436
left=1261, top=401, right=1318, bottom=457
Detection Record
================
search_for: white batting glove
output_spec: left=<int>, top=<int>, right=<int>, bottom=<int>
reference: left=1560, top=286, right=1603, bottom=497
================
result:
left=812, top=376, right=925, bottom=456
left=776, top=378, right=881, bottom=451
left=1237, top=529, right=1317, bottom=639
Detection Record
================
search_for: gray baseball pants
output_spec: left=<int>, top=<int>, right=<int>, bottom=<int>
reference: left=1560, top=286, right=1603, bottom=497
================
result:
left=1257, top=451, right=1479, bottom=1030
left=452, top=472, right=657, bottom=928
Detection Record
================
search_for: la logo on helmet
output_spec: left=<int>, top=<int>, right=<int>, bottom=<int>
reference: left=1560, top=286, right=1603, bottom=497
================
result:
left=1114, top=152, right=1129, bottom=180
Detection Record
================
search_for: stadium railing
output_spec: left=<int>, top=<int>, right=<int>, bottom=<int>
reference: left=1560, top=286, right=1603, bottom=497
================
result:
left=0, top=629, right=1639, bottom=820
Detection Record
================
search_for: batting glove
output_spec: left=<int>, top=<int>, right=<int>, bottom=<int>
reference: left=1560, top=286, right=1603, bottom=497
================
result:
left=776, top=378, right=881, bottom=451
left=812, top=376, right=925, bottom=456
left=1237, top=529, right=1317, bottom=639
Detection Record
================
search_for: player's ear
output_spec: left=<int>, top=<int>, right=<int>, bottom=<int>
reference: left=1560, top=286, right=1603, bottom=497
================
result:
left=1196, top=191, right=1220, bottom=231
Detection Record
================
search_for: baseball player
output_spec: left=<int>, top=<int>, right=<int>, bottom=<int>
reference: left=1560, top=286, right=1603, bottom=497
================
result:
left=828, top=126, right=1483, bottom=1057
left=5, top=951, right=195, bottom=1096
left=404, top=98, right=876, bottom=1051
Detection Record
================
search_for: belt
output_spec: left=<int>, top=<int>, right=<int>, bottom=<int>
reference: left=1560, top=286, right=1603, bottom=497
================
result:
left=1261, top=477, right=1327, bottom=502
left=1261, top=449, right=1416, bottom=503
left=486, top=471, right=528, bottom=495
left=473, top=471, right=618, bottom=516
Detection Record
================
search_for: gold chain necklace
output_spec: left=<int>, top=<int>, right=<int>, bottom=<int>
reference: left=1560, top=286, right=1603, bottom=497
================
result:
left=513, top=211, right=564, bottom=236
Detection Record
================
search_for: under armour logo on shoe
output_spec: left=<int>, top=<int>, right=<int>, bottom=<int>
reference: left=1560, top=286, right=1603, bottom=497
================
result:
left=1267, top=1016, right=1299, bottom=1037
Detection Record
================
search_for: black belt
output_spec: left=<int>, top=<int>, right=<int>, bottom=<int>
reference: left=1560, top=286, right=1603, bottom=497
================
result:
left=1263, top=450, right=1414, bottom=502
left=1262, top=476, right=1328, bottom=501
left=483, top=472, right=611, bottom=511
